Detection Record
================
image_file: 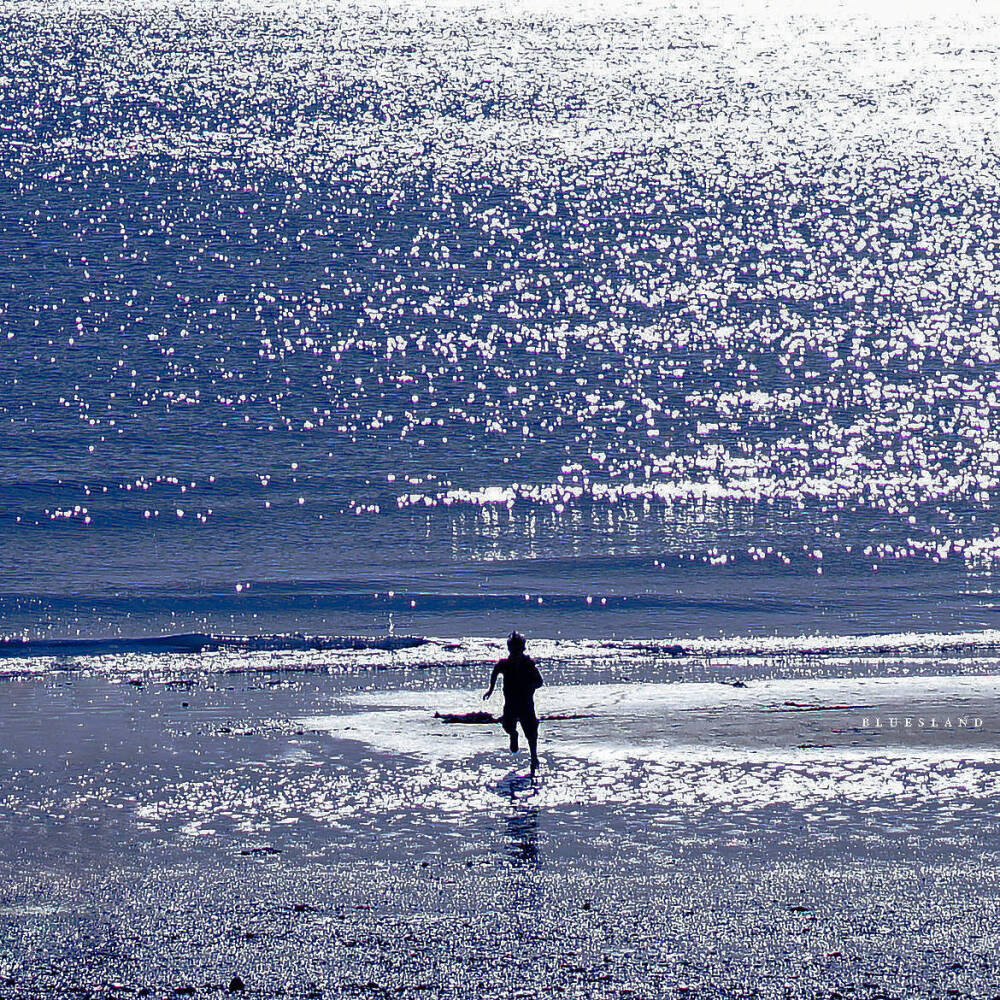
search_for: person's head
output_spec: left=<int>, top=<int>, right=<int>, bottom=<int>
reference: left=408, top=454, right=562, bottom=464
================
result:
left=507, top=630, right=526, bottom=655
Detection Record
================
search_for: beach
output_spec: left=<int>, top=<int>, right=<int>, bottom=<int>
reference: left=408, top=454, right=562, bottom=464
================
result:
left=3, top=645, right=1000, bottom=998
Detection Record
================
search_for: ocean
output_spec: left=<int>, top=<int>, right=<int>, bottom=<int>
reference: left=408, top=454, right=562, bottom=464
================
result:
left=3, top=0, right=1000, bottom=656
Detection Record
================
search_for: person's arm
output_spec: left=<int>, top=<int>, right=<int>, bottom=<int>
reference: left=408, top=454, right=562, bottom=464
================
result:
left=483, top=662, right=502, bottom=700
left=528, top=658, right=543, bottom=690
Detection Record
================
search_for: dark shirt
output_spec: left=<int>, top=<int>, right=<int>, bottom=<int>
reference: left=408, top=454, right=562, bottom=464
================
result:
left=494, top=653, right=543, bottom=704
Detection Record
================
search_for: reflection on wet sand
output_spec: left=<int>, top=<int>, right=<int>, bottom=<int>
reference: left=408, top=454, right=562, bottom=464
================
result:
left=496, top=771, right=541, bottom=866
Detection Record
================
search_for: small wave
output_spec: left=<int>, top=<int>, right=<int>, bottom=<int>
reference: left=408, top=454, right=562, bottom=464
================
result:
left=0, top=632, right=428, bottom=660
left=619, top=629, right=1000, bottom=659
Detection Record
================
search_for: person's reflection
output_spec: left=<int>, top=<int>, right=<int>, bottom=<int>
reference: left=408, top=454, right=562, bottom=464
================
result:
left=505, top=805, right=539, bottom=865
left=497, top=771, right=540, bottom=865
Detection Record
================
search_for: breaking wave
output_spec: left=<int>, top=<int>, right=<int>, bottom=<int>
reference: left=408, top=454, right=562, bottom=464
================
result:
left=0, top=632, right=428, bottom=660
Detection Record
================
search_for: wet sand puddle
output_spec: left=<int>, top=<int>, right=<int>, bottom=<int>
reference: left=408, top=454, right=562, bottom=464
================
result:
left=130, top=676, right=1000, bottom=853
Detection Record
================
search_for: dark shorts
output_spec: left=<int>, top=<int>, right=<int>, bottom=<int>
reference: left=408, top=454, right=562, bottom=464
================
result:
left=501, top=699, right=538, bottom=735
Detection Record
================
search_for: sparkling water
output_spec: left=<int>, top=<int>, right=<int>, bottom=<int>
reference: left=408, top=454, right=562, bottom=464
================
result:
left=3, top=0, right=1000, bottom=644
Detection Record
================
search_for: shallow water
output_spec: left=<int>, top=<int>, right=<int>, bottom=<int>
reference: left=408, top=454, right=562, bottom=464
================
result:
left=3, top=0, right=1000, bottom=642
left=3, top=654, right=1000, bottom=996
left=3, top=660, right=998, bottom=863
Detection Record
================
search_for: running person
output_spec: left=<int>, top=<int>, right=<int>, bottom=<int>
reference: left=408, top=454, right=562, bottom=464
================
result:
left=483, top=631, right=544, bottom=772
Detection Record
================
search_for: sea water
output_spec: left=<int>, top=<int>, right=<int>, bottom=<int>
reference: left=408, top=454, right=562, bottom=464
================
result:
left=3, top=0, right=1000, bottom=653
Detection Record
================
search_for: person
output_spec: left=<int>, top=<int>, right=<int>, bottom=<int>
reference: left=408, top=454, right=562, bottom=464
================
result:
left=483, top=631, right=544, bottom=772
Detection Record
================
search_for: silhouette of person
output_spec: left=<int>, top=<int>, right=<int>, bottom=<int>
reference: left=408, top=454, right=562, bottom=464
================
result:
left=483, top=631, right=544, bottom=772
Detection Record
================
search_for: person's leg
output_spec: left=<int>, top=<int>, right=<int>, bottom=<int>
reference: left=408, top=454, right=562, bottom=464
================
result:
left=526, top=724, right=539, bottom=771
left=502, top=705, right=518, bottom=752
left=523, top=710, right=539, bottom=770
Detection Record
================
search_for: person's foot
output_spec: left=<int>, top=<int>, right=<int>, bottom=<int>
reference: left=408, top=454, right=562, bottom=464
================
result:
left=509, top=731, right=519, bottom=752
left=530, top=755, right=539, bottom=773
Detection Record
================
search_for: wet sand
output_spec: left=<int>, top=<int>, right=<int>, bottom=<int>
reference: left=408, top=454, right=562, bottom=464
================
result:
left=2, top=658, right=1000, bottom=998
